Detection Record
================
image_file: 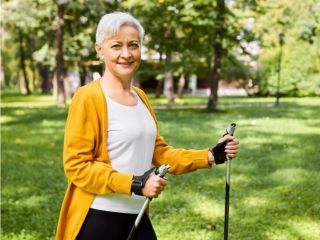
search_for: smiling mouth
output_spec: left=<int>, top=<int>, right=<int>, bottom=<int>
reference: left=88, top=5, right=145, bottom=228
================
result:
left=118, top=62, right=133, bottom=67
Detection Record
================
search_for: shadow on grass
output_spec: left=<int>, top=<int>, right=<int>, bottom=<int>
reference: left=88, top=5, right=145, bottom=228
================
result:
left=1, top=94, right=319, bottom=239
left=150, top=99, right=319, bottom=239
left=1, top=107, right=68, bottom=126
left=150, top=130, right=319, bottom=239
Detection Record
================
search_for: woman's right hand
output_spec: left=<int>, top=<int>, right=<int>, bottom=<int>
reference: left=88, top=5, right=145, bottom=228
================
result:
left=142, top=172, right=167, bottom=198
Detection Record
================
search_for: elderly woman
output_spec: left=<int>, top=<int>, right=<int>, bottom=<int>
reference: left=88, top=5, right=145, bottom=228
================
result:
left=56, top=12, right=239, bottom=240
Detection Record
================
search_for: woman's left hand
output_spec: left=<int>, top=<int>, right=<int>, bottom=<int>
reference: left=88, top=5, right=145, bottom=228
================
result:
left=208, top=135, right=240, bottom=164
left=221, top=135, right=239, bottom=159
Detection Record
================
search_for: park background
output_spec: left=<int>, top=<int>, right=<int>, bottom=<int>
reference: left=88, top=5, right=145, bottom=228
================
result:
left=1, top=0, right=320, bottom=239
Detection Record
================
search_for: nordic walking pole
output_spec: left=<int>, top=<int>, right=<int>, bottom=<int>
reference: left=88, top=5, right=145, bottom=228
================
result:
left=224, top=123, right=236, bottom=240
left=127, top=164, right=170, bottom=240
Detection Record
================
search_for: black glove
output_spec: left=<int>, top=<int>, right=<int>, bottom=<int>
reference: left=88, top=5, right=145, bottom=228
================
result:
left=210, top=141, right=227, bottom=165
left=131, top=167, right=156, bottom=196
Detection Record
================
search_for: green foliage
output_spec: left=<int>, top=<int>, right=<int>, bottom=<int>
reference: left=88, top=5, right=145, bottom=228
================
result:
left=123, top=0, right=211, bottom=78
left=61, top=0, right=119, bottom=66
left=253, top=0, right=320, bottom=96
left=1, top=92, right=320, bottom=239
left=2, top=0, right=57, bottom=89
left=1, top=0, right=319, bottom=97
left=259, top=41, right=320, bottom=96
left=123, top=0, right=257, bottom=82
left=1, top=31, right=20, bottom=86
left=1, top=0, right=119, bottom=89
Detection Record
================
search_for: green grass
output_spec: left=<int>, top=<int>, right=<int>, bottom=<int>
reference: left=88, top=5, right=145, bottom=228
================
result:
left=146, top=94, right=209, bottom=107
left=1, top=92, right=320, bottom=240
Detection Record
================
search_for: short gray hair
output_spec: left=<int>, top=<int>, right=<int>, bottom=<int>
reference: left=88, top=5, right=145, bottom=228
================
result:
left=96, top=12, right=145, bottom=47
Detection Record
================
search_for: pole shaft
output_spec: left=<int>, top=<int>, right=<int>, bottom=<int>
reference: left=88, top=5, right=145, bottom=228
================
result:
left=127, top=165, right=170, bottom=240
left=224, top=159, right=231, bottom=240
left=127, top=226, right=137, bottom=240
left=127, top=198, right=150, bottom=240
left=135, top=198, right=150, bottom=227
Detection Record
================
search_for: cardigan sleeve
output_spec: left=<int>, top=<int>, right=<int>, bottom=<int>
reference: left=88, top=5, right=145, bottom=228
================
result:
left=63, top=95, right=133, bottom=196
left=152, top=120, right=212, bottom=175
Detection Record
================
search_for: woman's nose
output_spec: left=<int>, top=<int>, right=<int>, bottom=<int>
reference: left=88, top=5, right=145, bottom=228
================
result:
left=121, top=47, right=132, bottom=58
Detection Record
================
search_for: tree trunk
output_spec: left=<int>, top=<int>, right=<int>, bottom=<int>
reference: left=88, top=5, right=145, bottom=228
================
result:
left=79, top=64, right=86, bottom=86
left=177, top=72, right=186, bottom=99
left=42, top=16, right=53, bottom=93
left=52, top=72, right=58, bottom=98
left=155, top=79, right=163, bottom=98
left=55, top=4, right=66, bottom=107
left=18, top=29, right=31, bottom=94
left=132, top=75, right=140, bottom=88
left=164, top=56, right=174, bottom=103
left=30, top=61, right=37, bottom=90
left=155, top=52, right=163, bottom=98
left=208, top=42, right=222, bottom=111
left=38, top=63, right=44, bottom=91
left=165, top=72, right=174, bottom=103
left=208, top=0, right=225, bottom=112
left=29, top=34, right=38, bottom=91
left=40, top=64, right=51, bottom=94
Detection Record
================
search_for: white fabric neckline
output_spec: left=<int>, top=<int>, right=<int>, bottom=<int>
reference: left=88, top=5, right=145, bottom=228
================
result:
left=105, top=89, right=139, bottom=109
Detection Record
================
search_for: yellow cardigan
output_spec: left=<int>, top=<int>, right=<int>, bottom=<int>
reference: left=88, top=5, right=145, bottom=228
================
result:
left=56, top=80, right=211, bottom=240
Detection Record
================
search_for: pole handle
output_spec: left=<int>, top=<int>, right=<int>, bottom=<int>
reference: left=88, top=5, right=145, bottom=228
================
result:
left=225, top=123, right=236, bottom=160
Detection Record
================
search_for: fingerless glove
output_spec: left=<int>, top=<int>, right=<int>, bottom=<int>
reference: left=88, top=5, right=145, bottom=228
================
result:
left=210, top=141, right=227, bottom=165
left=131, top=167, right=156, bottom=196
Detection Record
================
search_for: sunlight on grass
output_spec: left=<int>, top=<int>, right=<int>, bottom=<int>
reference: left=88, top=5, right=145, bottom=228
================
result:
left=289, top=217, right=320, bottom=239
left=193, top=197, right=225, bottom=220
left=267, top=168, right=309, bottom=184
left=2, top=93, right=320, bottom=239
left=19, top=195, right=48, bottom=208
left=1, top=230, right=49, bottom=240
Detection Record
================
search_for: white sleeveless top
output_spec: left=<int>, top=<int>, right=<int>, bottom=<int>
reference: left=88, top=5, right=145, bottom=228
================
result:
left=90, top=89, right=157, bottom=214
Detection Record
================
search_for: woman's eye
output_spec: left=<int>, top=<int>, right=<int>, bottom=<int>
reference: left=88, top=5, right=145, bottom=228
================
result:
left=112, top=44, right=121, bottom=48
left=130, top=43, right=139, bottom=48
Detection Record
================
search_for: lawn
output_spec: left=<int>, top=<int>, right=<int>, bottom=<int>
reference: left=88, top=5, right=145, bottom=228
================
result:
left=1, top=91, right=320, bottom=240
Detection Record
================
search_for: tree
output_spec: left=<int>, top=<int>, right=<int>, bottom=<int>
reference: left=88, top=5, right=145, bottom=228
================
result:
left=253, top=0, right=320, bottom=96
left=124, top=0, right=258, bottom=107
left=18, top=29, right=31, bottom=94
left=2, top=0, right=120, bottom=105
left=123, top=0, right=178, bottom=102
left=207, top=0, right=261, bottom=110
left=2, top=0, right=58, bottom=94
left=61, top=0, right=120, bottom=86
left=2, top=0, right=39, bottom=93
left=55, top=2, right=66, bottom=107
left=207, top=0, right=225, bottom=111
left=123, top=0, right=215, bottom=102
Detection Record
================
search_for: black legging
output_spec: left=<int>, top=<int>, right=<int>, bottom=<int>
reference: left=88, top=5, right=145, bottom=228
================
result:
left=77, top=208, right=157, bottom=240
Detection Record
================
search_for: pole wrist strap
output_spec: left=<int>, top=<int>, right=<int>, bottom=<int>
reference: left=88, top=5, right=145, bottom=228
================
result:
left=210, top=141, right=227, bottom=165
left=131, top=167, right=156, bottom=196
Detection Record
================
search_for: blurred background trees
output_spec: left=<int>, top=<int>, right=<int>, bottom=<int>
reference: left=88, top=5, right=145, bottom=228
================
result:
left=1, top=0, right=319, bottom=108
left=253, top=0, right=320, bottom=97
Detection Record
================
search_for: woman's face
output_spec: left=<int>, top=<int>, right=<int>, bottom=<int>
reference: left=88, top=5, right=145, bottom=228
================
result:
left=96, top=25, right=141, bottom=79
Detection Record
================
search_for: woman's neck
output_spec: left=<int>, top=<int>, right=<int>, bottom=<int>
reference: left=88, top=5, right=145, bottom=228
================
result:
left=100, top=70, right=132, bottom=94
left=99, top=72, right=138, bottom=107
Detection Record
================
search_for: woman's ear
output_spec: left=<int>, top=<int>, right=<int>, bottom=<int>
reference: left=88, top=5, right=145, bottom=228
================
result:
left=95, top=43, right=103, bottom=59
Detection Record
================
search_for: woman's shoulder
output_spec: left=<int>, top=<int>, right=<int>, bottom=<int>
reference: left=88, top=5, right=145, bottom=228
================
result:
left=73, top=80, right=103, bottom=101
left=132, top=86, right=147, bottom=99
left=132, top=86, right=155, bottom=113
